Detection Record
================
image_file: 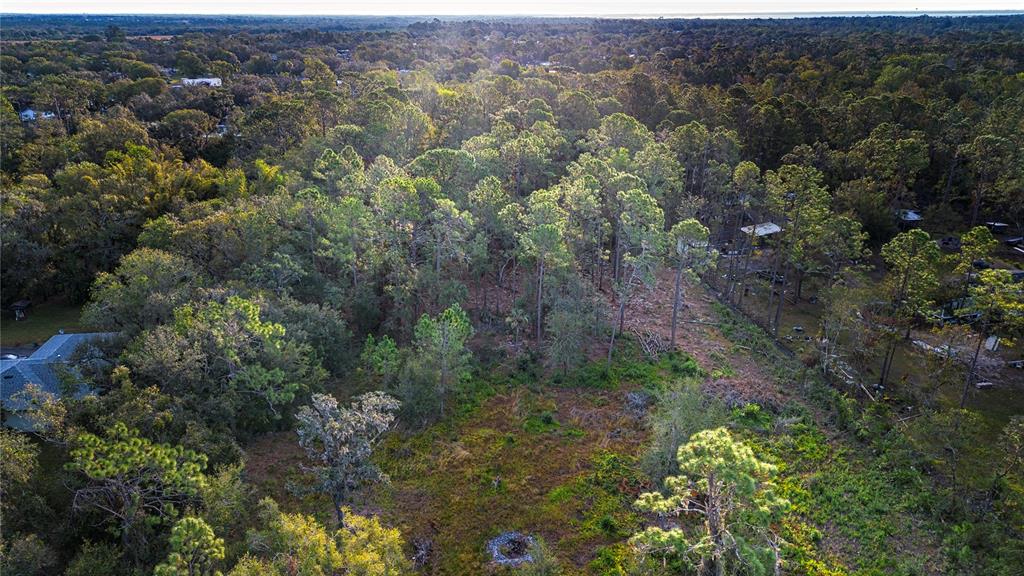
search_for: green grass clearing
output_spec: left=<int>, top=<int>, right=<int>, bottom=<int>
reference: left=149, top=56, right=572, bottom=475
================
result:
left=0, top=300, right=85, bottom=347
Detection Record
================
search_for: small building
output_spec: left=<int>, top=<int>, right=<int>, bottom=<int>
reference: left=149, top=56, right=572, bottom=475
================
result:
left=181, top=77, right=222, bottom=87
left=898, top=209, right=923, bottom=228
left=9, top=300, right=31, bottom=321
left=739, top=222, right=782, bottom=248
left=21, top=109, right=56, bottom=121
left=741, top=220, right=778, bottom=245
left=740, top=222, right=782, bottom=238
left=1, top=332, right=116, bottom=430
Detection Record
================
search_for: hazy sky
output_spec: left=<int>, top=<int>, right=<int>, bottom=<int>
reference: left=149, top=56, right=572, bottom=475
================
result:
left=6, top=0, right=1023, bottom=15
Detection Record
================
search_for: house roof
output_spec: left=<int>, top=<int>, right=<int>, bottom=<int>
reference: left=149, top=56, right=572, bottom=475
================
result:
left=181, top=77, right=222, bottom=85
left=1, top=333, right=116, bottom=426
left=740, top=222, right=782, bottom=237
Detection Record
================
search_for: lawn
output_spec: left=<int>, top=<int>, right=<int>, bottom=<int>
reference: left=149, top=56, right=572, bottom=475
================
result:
left=0, top=300, right=85, bottom=347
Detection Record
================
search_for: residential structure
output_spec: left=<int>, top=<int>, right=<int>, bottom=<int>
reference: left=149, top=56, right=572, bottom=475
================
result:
left=1, top=332, right=116, bottom=430
left=180, top=77, right=222, bottom=87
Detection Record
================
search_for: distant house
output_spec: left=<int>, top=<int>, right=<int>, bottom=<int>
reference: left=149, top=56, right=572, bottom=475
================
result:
left=738, top=222, right=782, bottom=248
left=181, top=77, right=222, bottom=87
left=1, top=332, right=116, bottom=430
left=20, top=109, right=56, bottom=122
left=898, top=209, right=923, bottom=228
left=740, top=222, right=782, bottom=238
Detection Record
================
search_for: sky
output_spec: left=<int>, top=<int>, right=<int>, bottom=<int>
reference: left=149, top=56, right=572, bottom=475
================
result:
left=5, top=0, right=1023, bottom=16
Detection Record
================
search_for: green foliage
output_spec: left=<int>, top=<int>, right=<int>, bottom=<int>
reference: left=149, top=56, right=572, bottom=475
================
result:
left=0, top=534, right=57, bottom=576
left=523, top=410, right=562, bottom=434
left=5, top=17, right=1024, bottom=576
left=0, top=429, right=38, bottom=507
left=199, top=463, right=253, bottom=561
left=154, top=516, right=226, bottom=576
left=127, top=295, right=323, bottom=432
left=966, top=269, right=1024, bottom=340
left=546, top=451, right=646, bottom=544
left=633, top=428, right=789, bottom=576
left=243, top=499, right=411, bottom=576
left=64, top=541, right=123, bottom=576
left=361, top=334, right=401, bottom=385
left=67, top=423, right=207, bottom=563
left=82, top=248, right=203, bottom=335
left=68, top=422, right=208, bottom=498
left=513, top=537, right=562, bottom=576
left=642, top=380, right=729, bottom=486
left=412, top=303, right=474, bottom=415
left=731, top=403, right=773, bottom=431
left=880, top=229, right=942, bottom=321
left=334, top=510, right=414, bottom=576
left=294, top=392, right=400, bottom=523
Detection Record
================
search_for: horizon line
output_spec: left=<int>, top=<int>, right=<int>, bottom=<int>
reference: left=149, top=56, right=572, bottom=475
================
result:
left=4, top=9, right=1023, bottom=17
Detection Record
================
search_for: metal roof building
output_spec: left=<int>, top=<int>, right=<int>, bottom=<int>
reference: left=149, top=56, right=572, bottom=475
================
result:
left=740, top=222, right=782, bottom=237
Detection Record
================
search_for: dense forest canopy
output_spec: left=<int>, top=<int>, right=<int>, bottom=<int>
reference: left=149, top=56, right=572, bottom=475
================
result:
left=0, top=13, right=1022, bottom=576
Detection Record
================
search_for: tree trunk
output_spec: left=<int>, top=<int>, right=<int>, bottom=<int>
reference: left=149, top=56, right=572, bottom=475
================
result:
left=773, top=269, right=786, bottom=337
left=706, top=473, right=725, bottom=576
left=333, top=495, right=345, bottom=526
left=613, top=223, right=622, bottom=283
left=765, top=250, right=782, bottom=328
left=536, top=260, right=545, bottom=343
left=879, top=338, right=898, bottom=387
left=970, top=190, right=981, bottom=227
left=737, top=241, right=753, bottom=307
left=671, top=263, right=684, bottom=348
left=941, top=152, right=959, bottom=205
left=960, top=331, right=986, bottom=409
left=608, top=292, right=628, bottom=366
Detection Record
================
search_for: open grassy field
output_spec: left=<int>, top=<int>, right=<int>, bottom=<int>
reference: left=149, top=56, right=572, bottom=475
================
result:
left=245, top=276, right=948, bottom=575
left=0, top=300, right=84, bottom=347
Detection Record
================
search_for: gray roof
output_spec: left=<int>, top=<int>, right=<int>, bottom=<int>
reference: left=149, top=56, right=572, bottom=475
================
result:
left=1, top=333, right=116, bottom=423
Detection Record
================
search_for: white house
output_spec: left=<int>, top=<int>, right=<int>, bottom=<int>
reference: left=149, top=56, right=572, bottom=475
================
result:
left=18, top=109, right=56, bottom=122
left=181, top=77, right=222, bottom=87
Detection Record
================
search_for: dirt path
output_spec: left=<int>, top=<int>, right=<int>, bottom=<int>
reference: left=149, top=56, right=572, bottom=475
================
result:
left=614, top=270, right=790, bottom=408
